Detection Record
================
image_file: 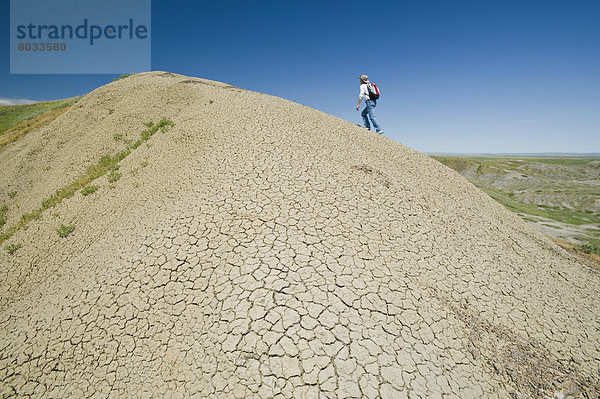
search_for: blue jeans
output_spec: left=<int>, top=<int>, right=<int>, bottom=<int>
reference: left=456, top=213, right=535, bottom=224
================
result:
left=361, top=99, right=382, bottom=132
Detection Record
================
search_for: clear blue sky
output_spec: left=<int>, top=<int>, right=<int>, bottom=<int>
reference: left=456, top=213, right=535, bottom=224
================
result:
left=1, top=0, right=599, bottom=153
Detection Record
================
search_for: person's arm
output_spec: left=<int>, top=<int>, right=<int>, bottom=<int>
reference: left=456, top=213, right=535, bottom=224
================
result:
left=356, top=84, right=366, bottom=110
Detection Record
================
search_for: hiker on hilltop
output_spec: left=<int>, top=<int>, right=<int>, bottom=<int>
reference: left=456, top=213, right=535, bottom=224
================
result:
left=356, top=74, right=383, bottom=135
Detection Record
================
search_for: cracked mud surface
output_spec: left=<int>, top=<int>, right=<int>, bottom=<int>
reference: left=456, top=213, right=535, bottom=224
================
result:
left=1, top=72, right=599, bottom=398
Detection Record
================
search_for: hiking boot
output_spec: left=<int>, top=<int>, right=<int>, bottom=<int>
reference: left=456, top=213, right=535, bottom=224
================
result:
left=377, top=130, right=384, bottom=135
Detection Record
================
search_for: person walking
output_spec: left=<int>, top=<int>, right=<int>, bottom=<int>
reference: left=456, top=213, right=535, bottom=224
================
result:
left=356, top=74, right=383, bottom=134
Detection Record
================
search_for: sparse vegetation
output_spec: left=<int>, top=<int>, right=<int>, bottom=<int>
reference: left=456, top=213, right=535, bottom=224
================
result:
left=0, top=97, right=80, bottom=135
left=0, top=118, right=174, bottom=246
left=0, top=205, right=8, bottom=228
left=113, top=74, right=133, bottom=81
left=43, top=166, right=51, bottom=171
left=7, top=191, right=17, bottom=199
left=582, top=240, right=600, bottom=256
left=56, top=224, right=75, bottom=238
left=140, top=117, right=175, bottom=141
left=4, top=242, right=21, bottom=255
left=113, top=133, right=123, bottom=141
left=434, top=155, right=600, bottom=255
left=81, top=185, right=99, bottom=196
left=107, top=170, right=122, bottom=183
left=140, top=160, right=149, bottom=168
left=209, top=100, right=214, bottom=104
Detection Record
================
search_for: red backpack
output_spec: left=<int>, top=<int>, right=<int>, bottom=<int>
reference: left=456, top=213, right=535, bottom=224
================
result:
left=367, top=83, right=380, bottom=100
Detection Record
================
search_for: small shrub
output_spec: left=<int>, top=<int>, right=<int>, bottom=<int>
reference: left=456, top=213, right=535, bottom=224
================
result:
left=157, top=117, right=175, bottom=132
left=113, top=133, right=123, bottom=141
left=140, top=161, right=148, bottom=168
left=7, top=191, right=17, bottom=199
left=5, top=242, right=21, bottom=255
left=81, top=185, right=99, bottom=196
left=209, top=100, right=214, bottom=104
left=107, top=170, right=122, bottom=183
left=139, top=118, right=174, bottom=142
left=129, top=139, right=142, bottom=150
left=141, top=129, right=152, bottom=141
left=57, top=224, right=75, bottom=238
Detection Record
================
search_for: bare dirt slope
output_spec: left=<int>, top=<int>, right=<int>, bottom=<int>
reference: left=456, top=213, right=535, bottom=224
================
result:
left=1, top=72, right=599, bottom=398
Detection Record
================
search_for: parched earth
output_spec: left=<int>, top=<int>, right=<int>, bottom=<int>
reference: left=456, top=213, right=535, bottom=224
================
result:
left=0, top=72, right=599, bottom=398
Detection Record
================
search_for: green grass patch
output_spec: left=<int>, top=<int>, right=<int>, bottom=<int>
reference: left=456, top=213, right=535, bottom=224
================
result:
left=107, top=170, right=122, bottom=183
left=7, top=191, right=17, bottom=199
left=140, top=117, right=175, bottom=141
left=56, top=224, right=75, bottom=238
left=4, top=242, right=21, bottom=255
left=581, top=239, right=600, bottom=256
left=0, top=118, right=174, bottom=246
left=0, top=97, right=80, bottom=135
left=81, top=185, right=99, bottom=196
left=478, top=186, right=597, bottom=226
left=113, top=133, right=123, bottom=141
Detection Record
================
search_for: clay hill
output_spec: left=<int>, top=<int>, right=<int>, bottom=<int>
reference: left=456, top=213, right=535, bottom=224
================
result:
left=0, top=72, right=598, bottom=398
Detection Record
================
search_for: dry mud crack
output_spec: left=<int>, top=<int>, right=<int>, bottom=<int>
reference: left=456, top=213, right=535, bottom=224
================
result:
left=0, top=72, right=599, bottom=398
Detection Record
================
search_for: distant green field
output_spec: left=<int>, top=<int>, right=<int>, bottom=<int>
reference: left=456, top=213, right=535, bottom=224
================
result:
left=0, top=97, right=79, bottom=134
left=433, top=155, right=600, bottom=255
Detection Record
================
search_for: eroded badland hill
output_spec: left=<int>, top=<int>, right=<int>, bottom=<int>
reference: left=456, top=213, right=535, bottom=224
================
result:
left=1, top=72, right=599, bottom=398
